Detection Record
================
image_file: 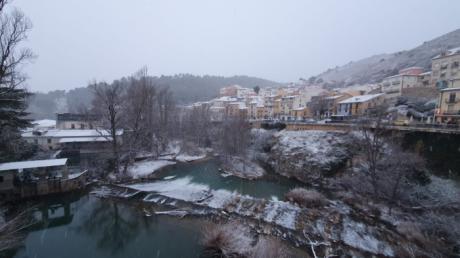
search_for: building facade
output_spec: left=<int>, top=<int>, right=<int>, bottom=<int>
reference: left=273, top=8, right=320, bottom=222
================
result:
left=431, top=47, right=460, bottom=90
left=336, top=93, right=385, bottom=117
left=435, top=87, right=460, bottom=124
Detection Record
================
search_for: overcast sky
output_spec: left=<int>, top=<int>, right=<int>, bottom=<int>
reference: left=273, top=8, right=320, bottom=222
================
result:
left=13, top=0, right=460, bottom=92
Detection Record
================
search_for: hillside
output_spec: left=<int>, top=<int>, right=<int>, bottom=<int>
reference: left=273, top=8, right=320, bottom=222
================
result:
left=27, top=74, right=281, bottom=119
left=315, top=28, right=460, bottom=87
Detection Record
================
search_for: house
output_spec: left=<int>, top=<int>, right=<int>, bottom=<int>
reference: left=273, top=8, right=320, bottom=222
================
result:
left=431, top=47, right=460, bottom=89
left=56, top=113, right=100, bottom=129
left=290, top=107, right=310, bottom=121
left=21, top=129, right=124, bottom=151
left=380, top=67, right=424, bottom=99
left=309, top=94, right=352, bottom=118
left=417, top=71, right=432, bottom=87
left=0, top=158, right=88, bottom=200
left=225, top=102, right=247, bottom=119
left=335, top=93, right=385, bottom=118
left=435, top=87, right=460, bottom=124
left=280, top=95, right=296, bottom=121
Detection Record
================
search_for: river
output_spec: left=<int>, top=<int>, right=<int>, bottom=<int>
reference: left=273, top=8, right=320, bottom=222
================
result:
left=4, top=160, right=307, bottom=258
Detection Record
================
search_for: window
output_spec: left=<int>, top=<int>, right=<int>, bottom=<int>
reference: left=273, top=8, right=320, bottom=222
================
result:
left=47, top=138, right=51, bottom=144
left=34, top=139, right=38, bottom=144
left=71, top=124, right=75, bottom=129
left=0, top=176, right=3, bottom=183
left=80, top=123, right=85, bottom=129
left=449, top=93, right=456, bottom=103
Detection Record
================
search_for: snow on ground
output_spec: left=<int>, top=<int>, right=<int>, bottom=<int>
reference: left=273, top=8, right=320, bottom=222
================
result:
left=221, top=156, right=265, bottom=179
left=272, top=130, right=348, bottom=168
left=412, top=175, right=460, bottom=204
left=176, top=154, right=207, bottom=162
left=128, top=160, right=176, bottom=179
left=124, top=177, right=299, bottom=230
left=161, top=140, right=208, bottom=162
left=67, top=170, right=87, bottom=179
left=32, top=119, right=56, bottom=128
left=341, top=218, right=394, bottom=257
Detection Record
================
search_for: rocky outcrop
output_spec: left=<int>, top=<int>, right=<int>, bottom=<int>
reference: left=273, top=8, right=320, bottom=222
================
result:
left=220, top=156, right=266, bottom=180
left=262, top=130, right=351, bottom=184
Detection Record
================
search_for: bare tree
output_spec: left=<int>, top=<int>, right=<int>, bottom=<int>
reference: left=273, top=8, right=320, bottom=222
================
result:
left=155, top=86, right=175, bottom=149
left=309, top=95, right=329, bottom=118
left=0, top=205, right=34, bottom=252
left=0, top=1, right=34, bottom=90
left=180, top=104, right=212, bottom=147
left=120, top=68, right=157, bottom=170
left=353, top=105, right=388, bottom=196
left=0, top=0, right=35, bottom=162
left=347, top=105, right=426, bottom=212
left=219, top=115, right=251, bottom=157
left=92, top=81, right=125, bottom=176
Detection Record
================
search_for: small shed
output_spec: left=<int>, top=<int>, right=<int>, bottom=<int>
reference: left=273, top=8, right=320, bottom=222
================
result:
left=0, top=158, right=69, bottom=191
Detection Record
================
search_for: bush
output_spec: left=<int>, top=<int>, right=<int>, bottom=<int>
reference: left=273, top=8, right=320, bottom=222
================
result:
left=201, top=223, right=252, bottom=257
left=396, top=222, right=427, bottom=245
left=285, top=188, right=327, bottom=208
left=250, top=237, right=290, bottom=258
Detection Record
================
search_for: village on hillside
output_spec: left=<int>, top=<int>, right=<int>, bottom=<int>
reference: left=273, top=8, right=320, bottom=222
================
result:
left=1, top=0, right=460, bottom=254
left=186, top=47, right=460, bottom=126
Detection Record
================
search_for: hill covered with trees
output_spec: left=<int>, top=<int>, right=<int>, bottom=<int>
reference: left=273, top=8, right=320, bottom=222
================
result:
left=27, top=74, right=281, bottom=119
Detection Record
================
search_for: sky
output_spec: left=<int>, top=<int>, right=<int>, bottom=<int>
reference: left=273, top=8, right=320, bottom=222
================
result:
left=12, top=0, right=460, bottom=92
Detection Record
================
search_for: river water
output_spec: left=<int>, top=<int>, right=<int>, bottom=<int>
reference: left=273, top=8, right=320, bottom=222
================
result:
left=5, top=160, right=306, bottom=258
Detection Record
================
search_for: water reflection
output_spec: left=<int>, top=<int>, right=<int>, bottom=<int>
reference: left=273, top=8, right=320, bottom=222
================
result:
left=10, top=195, right=203, bottom=258
left=77, top=200, right=141, bottom=254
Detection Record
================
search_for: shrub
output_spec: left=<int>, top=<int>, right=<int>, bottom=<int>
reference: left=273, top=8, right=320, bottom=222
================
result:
left=285, top=188, right=327, bottom=208
left=201, top=223, right=252, bottom=257
left=396, top=222, right=427, bottom=245
left=249, top=237, right=290, bottom=258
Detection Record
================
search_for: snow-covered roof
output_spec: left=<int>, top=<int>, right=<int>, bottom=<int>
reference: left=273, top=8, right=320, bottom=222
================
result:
left=33, top=119, right=56, bottom=128
left=0, top=158, right=68, bottom=172
left=440, top=87, right=460, bottom=92
left=418, top=71, right=432, bottom=76
left=59, top=137, right=110, bottom=143
left=292, top=107, right=306, bottom=111
left=383, top=73, right=419, bottom=80
left=325, top=95, right=343, bottom=100
left=22, top=129, right=124, bottom=138
left=214, top=96, right=238, bottom=102
left=433, top=47, right=460, bottom=59
left=339, top=93, right=384, bottom=104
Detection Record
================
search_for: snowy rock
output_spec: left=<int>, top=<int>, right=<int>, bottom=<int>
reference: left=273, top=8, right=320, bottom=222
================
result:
left=127, top=160, right=176, bottom=179
left=265, top=130, right=351, bottom=183
left=220, top=156, right=265, bottom=179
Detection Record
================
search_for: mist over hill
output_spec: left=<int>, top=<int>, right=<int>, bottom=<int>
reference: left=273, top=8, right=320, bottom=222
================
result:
left=314, top=28, right=460, bottom=87
left=26, top=74, right=281, bottom=119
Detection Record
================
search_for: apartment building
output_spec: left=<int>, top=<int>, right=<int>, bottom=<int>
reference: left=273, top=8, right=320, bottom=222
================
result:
left=432, top=47, right=460, bottom=89
left=380, top=67, right=424, bottom=99
left=435, top=87, right=460, bottom=124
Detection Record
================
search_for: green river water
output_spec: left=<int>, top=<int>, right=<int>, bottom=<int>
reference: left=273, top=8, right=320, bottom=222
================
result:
left=4, top=160, right=305, bottom=258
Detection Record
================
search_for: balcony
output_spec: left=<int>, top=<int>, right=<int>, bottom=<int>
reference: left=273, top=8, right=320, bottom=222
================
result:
left=445, top=99, right=459, bottom=104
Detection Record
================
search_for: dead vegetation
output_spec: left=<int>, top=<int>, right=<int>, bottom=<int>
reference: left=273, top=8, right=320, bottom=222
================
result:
left=201, top=223, right=253, bottom=257
left=0, top=206, right=34, bottom=252
left=201, top=223, right=292, bottom=258
left=285, top=188, right=327, bottom=208
left=249, top=237, right=290, bottom=258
